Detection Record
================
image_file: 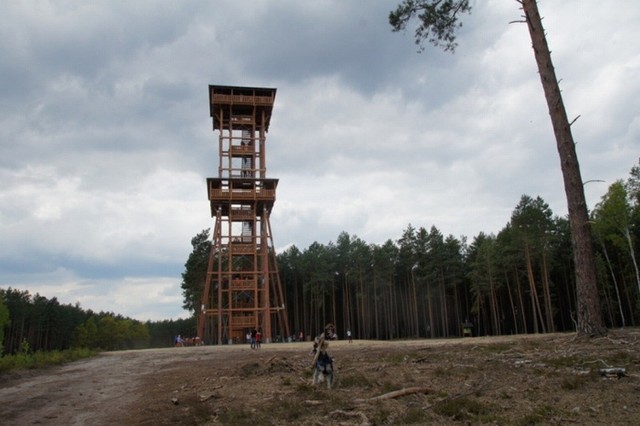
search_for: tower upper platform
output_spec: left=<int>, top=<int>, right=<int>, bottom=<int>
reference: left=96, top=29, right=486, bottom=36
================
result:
left=209, top=85, right=277, bottom=132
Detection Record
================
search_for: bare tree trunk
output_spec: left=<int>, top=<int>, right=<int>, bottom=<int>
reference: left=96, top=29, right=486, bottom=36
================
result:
left=303, top=281, right=310, bottom=338
left=343, top=274, right=354, bottom=336
left=331, top=281, right=336, bottom=330
left=620, top=265, right=636, bottom=326
left=358, top=269, right=366, bottom=338
left=623, top=228, right=640, bottom=297
left=427, top=282, right=434, bottom=338
left=453, top=284, right=462, bottom=336
left=489, top=278, right=498, bottom=335
left=601, top=275, right=614, bottom=327
left=439, top=273, right=449, bottom=336
left=393, top=279, right=400, bottom=338
left=411, top=268, right=420, bottom=338
left=515, top=269, right=528, bottom=334
left=598, top=236, right=625, bottom=327
left=373, top=272, right=379, bottom=339
left=522, top=0, right=605, bottom=336
left=505, top=272, right=518, bottom=334
left=541, top=253, right=555, bottom=332
left=525, top=244, right=545, bottom=333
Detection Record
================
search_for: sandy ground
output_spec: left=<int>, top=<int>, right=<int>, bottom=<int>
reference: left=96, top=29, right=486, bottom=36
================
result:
left=1, top=330, right=640, bottom=425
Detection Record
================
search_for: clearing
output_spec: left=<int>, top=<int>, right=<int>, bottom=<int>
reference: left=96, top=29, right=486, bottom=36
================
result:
left=1, top=328, right=639, bottom=425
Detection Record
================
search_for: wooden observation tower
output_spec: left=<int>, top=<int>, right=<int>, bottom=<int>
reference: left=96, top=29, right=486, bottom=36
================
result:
left=198, top=85, right=290, bottom=344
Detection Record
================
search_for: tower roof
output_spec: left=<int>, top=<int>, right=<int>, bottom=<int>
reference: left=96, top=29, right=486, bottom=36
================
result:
left=209, top=85, right=277, bottom=131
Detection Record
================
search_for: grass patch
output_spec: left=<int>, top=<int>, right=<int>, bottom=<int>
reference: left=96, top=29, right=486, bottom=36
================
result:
left=371, top=407, right=393, bottom=425
left=263, top=398, right=310, bottom=423
left=432, top=364, right=475, bottom=379
left=560, top=374, right=591, bottom=390
left=295, top=381, right=315, bottom=393
left=516, top=405, right=563, bottom=425
left=339, top=372, right=374, bottom=388
left=605, top=350, right=638, bottom=366
left=541, top=354, right=584, bottom=369
left=382, top=352, right=413, bottom=364
left=433, top=365, right=450, bottom=377
left=239, top=362, right=261, bottom=377
left=398, top=406, right=431, bottom=424
left=519, top=339, right=545, bottom=351
left=0, top=347, right=99, bottom=373
left=361, top=351, right=427, bottom=367
left=477, top=342, right=515, bottom=354
left=380, top=380, right=401, bottom=394
left=215, top=405, right=258, bottom=425
left=433, top=396, right=496, bottom=422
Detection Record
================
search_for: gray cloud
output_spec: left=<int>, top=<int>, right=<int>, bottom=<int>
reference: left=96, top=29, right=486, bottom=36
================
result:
left=1, top=0, right=638, bottom=320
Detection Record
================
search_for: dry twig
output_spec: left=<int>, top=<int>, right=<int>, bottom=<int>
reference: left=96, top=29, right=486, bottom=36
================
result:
left=354, top=386, right=432, bottom=403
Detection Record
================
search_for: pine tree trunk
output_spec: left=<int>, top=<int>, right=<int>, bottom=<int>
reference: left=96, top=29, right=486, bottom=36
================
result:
left=598, top=237, right=625, bottom=327
left=411, top=270, right=420, bottom=337
left=623, top=227, right=640, bottom=297
left=525, top=244, right=545, bottom=333
left=489, top=277, right=499, bottom=334
left=541, top=253, right=555, bottom=332
left=440, top=273, right=449, bottom=336
left=427, top=283, right=434, bottom=338
left=453, top=284, right=462, bottom=336
left=515, top=268, right=528, bottom=333
left=505, top=272, right=519, bottom=334
left=522, top=0, right=605, bottom=336
left=373, top=272, right=379, bottom=339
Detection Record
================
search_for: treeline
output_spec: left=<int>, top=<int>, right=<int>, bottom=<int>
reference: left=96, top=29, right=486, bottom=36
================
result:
left=4, top=161, right=639, bottom=352
left=276, top=162, right=640, bottom=340
left=0, top=288, right=196, bottom=356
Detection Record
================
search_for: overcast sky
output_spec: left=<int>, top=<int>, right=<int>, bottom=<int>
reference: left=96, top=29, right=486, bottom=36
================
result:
left=1, top=1, right=638, bottom=321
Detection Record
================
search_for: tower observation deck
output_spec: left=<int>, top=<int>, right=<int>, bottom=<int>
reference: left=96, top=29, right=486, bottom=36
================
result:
left=198, top=85, right=290, bottom=344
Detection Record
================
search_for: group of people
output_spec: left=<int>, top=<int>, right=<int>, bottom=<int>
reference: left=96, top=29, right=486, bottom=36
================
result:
left=174, top=335, right=202, bottom=347
left=246, top=328, right=262, bottom=349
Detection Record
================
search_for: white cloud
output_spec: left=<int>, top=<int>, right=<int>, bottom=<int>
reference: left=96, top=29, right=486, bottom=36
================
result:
left=11, top=268, right=187, bottom=321
left=1, top=0, right=639, bottom=320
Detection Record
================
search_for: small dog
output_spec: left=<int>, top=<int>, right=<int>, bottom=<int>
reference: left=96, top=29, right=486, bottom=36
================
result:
left=312, top=352, right=335, bottom=389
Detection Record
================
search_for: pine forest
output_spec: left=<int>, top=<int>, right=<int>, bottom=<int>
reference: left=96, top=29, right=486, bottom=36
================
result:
left=2, top=161, right=640, bottom=354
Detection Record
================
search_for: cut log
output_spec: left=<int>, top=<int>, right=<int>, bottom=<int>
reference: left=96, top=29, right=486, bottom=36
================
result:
left=355, top=386, right=432, bottom=402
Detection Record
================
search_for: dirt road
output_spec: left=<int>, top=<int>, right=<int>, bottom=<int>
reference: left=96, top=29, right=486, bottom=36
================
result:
left=0, top=347, right=187, bottom=425
left=1, top=332, right=639, bottom=425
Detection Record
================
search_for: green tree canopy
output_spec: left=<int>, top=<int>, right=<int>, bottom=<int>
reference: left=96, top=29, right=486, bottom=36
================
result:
left=389, top=0, right=472, bottom=52
left=181, top=229, right=212, bottom=314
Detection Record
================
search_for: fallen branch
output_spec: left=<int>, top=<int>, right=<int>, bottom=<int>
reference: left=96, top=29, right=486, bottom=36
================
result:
left=264, top=355, right=278, bottom=365
left=606, top=336, right=630, bottom=345
left=355, top=386, right=432, bottom=403
left=198, top=392, right=221, bottom=402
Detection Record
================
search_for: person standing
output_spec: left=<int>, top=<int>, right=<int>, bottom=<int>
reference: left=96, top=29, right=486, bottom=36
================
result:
left=255, top=329, right=262, bottom=349
left=347, top=329, right=352, bottom=343
left=251, top=328, right=257, bottom=349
